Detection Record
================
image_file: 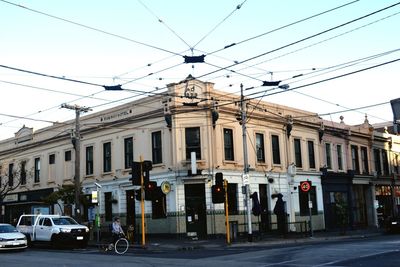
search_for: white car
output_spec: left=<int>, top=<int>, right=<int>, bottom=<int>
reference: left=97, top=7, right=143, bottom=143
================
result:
left=0, top=223, right=28, bottom=251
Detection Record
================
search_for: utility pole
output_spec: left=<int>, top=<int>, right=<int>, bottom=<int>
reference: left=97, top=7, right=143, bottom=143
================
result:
left=61, top=103, right=91, bottom=222
left=240, top=84, right=252, bottom=242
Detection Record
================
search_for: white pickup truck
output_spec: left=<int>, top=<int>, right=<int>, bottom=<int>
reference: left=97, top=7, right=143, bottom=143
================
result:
left=16, top=214, right=89, bottom=248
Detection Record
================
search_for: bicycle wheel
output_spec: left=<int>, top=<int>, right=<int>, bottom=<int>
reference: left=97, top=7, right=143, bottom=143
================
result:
left=114, top=238, right=129, bottom=254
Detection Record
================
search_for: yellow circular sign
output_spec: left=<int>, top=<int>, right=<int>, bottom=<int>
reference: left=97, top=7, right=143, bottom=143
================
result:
left=161, top=181, right=171, bottom=194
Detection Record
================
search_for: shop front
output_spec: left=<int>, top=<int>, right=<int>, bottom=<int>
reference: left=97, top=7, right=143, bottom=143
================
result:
left=1, top=188, right=54, bottom=224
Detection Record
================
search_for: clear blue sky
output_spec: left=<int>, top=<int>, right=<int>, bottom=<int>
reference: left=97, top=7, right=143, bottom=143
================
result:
left=1, top=0, right=399, bottom=139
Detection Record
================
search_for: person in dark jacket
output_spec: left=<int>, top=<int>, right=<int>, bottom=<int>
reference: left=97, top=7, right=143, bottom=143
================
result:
left=273, top=193, right=287, bottom=235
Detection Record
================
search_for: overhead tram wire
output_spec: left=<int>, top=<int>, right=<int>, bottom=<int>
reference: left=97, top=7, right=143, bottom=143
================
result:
left=1, top=89, right=107, bottom=126
left=245, top=11, right=400, bottom=73
left=0, top=0, right=182, bottom=57
left=222, top=11, right=400, bottom=83
left=114, top=48, right=190, bottom=81
left=192, top=0, right=248, bottom=49
left=137, top=0, right=191, bottom=49
left=246, top=47, right=400, bottom=100
left=206, top=0, right=360, bottom=56
left=0, top=79, right=108, bottom=101
left=195, top=10, right=400, bottom=102
left=0, top=112, right=67, bottom=125
left=0, top=64, right=171, bottom=98
left=317, top=102, right=390, bottom=119
left=249, top=58, right=400, bottom=100
left=123, top=0, right=248, bottom=84
left=195, top=1, right=400, bottom=81
left=214, top=56, right=400, bottom=124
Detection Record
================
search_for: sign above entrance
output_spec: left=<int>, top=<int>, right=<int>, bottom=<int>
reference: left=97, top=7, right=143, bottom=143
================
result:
left=300, top=181, right=312, bottom=193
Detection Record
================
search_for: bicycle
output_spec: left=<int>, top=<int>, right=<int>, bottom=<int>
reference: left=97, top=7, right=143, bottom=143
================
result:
left=99, top=233, right=129, bottom=255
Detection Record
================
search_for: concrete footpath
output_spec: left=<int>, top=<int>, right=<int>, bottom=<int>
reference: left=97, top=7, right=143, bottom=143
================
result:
left=91, top=229, right=384, bottom=251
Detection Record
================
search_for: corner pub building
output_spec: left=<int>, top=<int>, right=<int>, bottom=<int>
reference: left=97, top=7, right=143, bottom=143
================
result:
left=1, top=76, right=399, bottom=239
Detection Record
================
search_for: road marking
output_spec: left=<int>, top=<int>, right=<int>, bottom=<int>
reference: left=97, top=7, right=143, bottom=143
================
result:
left=313, top=249, right=400, bottom=266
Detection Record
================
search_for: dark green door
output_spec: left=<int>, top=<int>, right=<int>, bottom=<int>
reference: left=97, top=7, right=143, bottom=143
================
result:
left=185, top=184, right=207, bottom=238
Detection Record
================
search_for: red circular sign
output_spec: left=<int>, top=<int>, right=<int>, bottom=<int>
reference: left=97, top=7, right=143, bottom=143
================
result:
left=300, top=181, right=311, bottom=192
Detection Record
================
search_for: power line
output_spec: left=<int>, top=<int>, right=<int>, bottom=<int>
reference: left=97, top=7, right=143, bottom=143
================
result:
left=206, top=0, right=360, bottom=56
left=192, top=0, right=248, bottom=49
left=264, top=57, right=400, bottom=98
left=0, top=79, right=108, bottom=101
left=137, top=0, right=191, bottom=49
left=196, top=1, right=400, bottom=80
left=0, top=0, right=182, bottom=57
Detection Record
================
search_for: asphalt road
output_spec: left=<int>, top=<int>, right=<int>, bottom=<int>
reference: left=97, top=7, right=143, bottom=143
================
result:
left=1, top=235, right=400, bottom=267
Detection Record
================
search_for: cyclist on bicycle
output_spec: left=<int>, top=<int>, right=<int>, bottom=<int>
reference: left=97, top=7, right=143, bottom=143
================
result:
left=111, top=217, right=125, bottom=244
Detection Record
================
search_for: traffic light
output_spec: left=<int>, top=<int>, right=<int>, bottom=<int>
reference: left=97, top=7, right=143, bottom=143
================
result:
left=212, top=185, right=224, bottom=203
left=129, top=160, right=152, bottom=186
left=212, top=172, right=225, bottom=203
left=130, top=161, right=142, bottom=186
left=216, top=172, right=223, bottom=187
left=144, top=181, right=157, bottom=201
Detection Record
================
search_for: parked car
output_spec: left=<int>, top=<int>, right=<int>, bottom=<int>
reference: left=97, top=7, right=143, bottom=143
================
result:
left=16, top=214, right=89, bottom=248
left=0, top=223, right=28, bottom=251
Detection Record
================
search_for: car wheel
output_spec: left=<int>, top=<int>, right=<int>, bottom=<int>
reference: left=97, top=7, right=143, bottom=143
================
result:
left=51, top=235, right=60, bottom=249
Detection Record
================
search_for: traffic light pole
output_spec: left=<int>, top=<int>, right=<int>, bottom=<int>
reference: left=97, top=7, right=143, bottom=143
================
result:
left=224, top=179, right=230, bottom=245
left=240, top=84, right=253, bottom=242
left=140, top=156, right=146, bottom=247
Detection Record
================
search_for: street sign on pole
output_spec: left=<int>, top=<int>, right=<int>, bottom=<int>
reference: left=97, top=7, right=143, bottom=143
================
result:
left=300, top=181, right=312, bottom=193
left=242, top=174, right=250, bottom=185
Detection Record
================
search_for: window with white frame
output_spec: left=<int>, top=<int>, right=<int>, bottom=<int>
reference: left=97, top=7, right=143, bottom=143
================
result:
left=256, top=133, right=265, bottom=163
left=337, top=144, right=343, bottom=171
left=325, top=143, right=332, bottom=169
left=34, top=157, right=40, bottom=183
left=361, top=146, right=369, bottom=174
left=294, top=138, right=302, bottom=168
left=307, top=140, right=316, bottom=169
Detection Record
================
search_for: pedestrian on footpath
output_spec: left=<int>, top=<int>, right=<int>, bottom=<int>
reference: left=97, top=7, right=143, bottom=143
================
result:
left=273, top=193, right=287, bottom=236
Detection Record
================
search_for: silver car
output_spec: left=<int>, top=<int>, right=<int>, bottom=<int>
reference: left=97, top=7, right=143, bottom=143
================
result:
left=0, top=223, right=28, bottom=251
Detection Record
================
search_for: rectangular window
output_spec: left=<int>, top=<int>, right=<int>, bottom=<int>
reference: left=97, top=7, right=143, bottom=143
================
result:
left=294, top=138, right=302, bottom=168
left=124, top=137, right=134, bottom=169
left=271, top=135, right=281, bottom=165
left=34, top=158, right=40, bottom=183
left=20, top=161, right=26, bottom=185
left=65, top=150, right=71, bottom=161
left=8, top=163, right=14, bottom=187
left=224, top=128, right=234, bottom=161
left=152, top=131, right=162, bottom=164
left=185, top=127, right=201, bottom=160
left=337, top=144, right=343, bottom=170
left=325, top=143, right=332, bottom=169
left=86, top=146, right=94, bottom=175
left=351, top=145, right=360, bottom=174
left=382, top=150, right=389, bottom=176
left=256, top=133, right=265, bottom=163
left=307, top=141, right=316, bottom=169
left=49, top=154, right=55, bottom=165
left=299, top=186, right=318, bottom=216
left=374, top=149, right=382, bottom=175
left=226, top=183, right=238, bottom=215
left=103, top=142, right=112, bottom=173
left=361, top=147, right=369, bottom=174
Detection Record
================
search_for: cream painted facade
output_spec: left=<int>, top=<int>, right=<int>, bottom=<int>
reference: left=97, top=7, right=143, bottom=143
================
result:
left=3, top=77, right=398, bottom=237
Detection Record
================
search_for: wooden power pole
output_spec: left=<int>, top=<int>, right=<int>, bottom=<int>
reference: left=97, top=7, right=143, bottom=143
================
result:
left=61, top=103, right=91, bottom=222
